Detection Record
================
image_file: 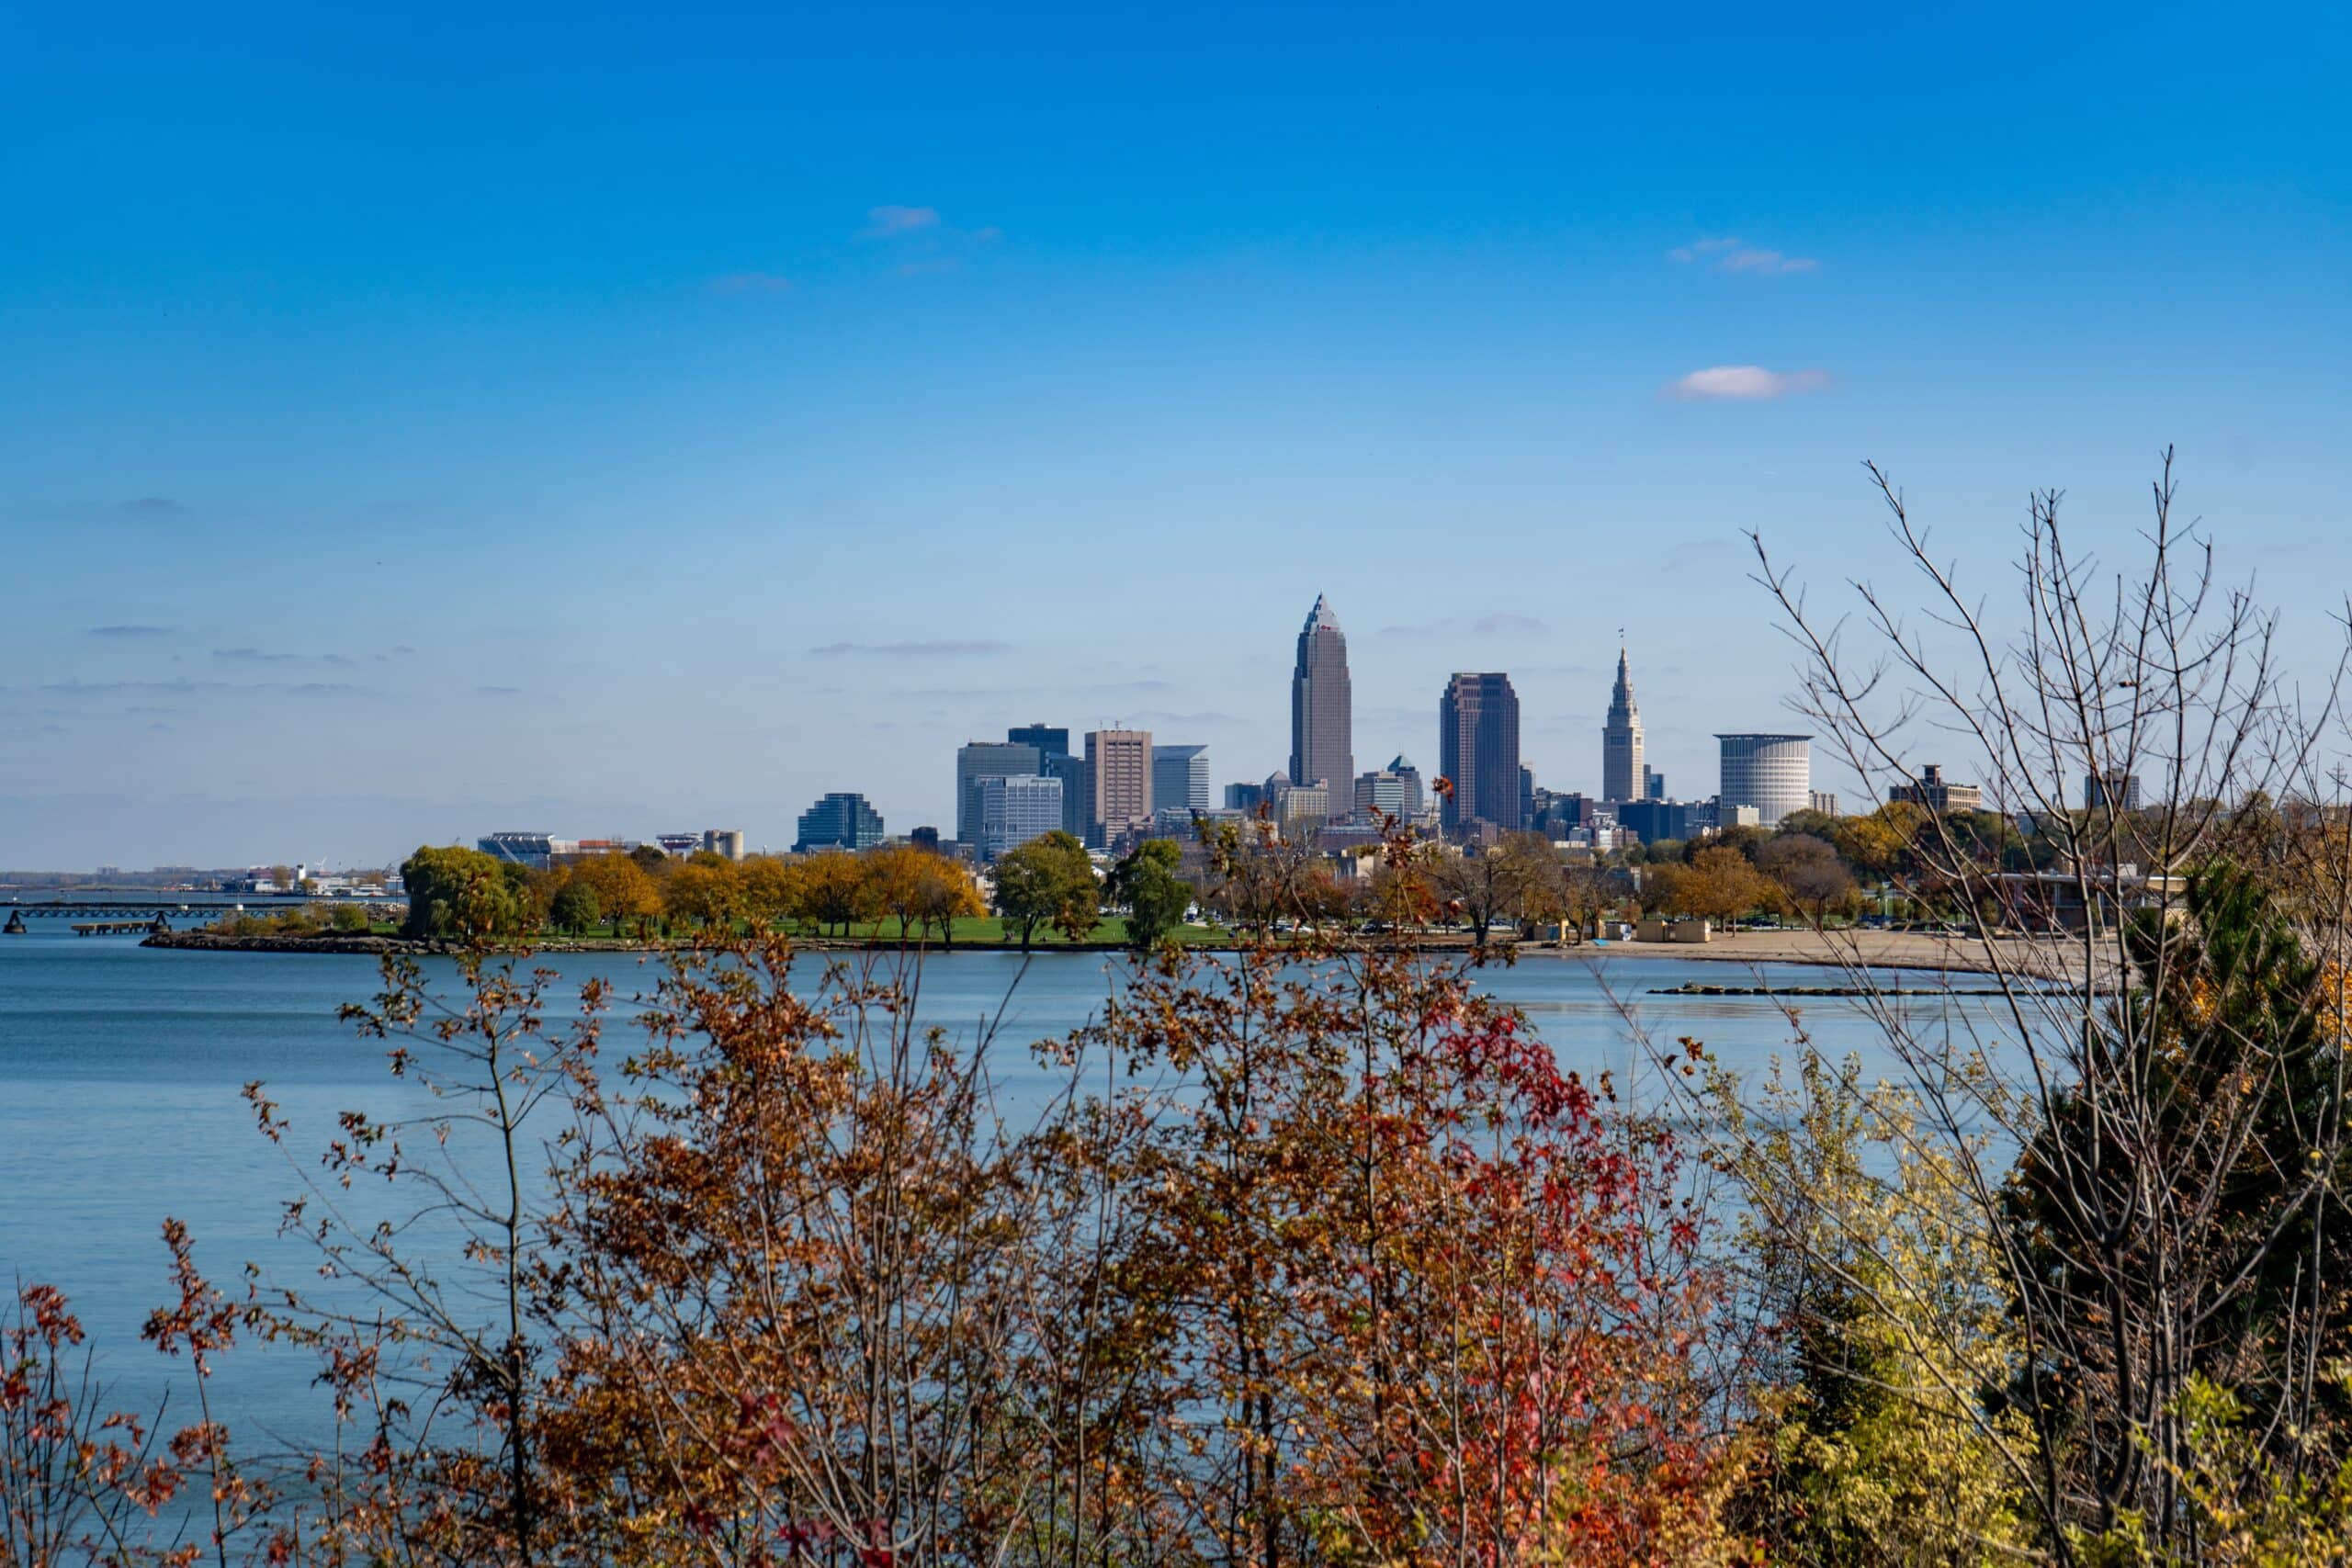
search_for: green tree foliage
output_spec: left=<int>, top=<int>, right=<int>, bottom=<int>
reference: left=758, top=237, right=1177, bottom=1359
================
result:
left=2001, top=863, right=2350, bottom=1540
left=990, top=830, right=1099, bottom=949
left=1108, top=838, right=1193, bottom=951
left=1724, top=1050, right=2037, bottom=1564
left=398, top=845, right=526, bottom=940
left=549, top=879, right=601, bottom=935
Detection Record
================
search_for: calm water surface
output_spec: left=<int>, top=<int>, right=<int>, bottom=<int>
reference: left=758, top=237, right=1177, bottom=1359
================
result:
left=0, top=930, right=1996, bottom=1451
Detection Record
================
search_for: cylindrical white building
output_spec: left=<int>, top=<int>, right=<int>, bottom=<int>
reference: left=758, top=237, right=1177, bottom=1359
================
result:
left=1716, top=733, right=1812, bottom=828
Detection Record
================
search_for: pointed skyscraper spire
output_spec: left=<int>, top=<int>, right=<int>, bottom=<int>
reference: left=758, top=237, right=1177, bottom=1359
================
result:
left=1291, top=593, right=1352, bottom=794
left=1602, top=642, right=1645, bottom=802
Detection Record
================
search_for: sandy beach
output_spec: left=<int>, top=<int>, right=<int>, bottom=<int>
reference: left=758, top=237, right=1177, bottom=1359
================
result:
left=1551, top=928, right=2097, bottom=981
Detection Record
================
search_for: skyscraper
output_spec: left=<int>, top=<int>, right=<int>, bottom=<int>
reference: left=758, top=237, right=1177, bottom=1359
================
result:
left=794, top=792, right=885, bottom=853
left=1716, top=733, right=1812, bottom=827
left=1440, top=673, right=1521, bottom=837
left=1007, top=723, right=1069, bottom=762
left=1290, top=594, right=1352, bottom=794
left=974, top=773, right=1064, bottom=860
left=955, top=740, right=1042, bottom=846
left=1084, top=728, right=1153, bottom=847
left=1151, top=744, right=1212, bottom=812
left=1602, top=646, right=1645, bottom=803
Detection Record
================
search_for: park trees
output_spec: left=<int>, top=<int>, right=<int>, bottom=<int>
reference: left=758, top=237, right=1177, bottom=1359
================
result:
left=662, top=859, right=745, bottom=931
left=989, top=830, right=1099, bottom=949
left=1758, top=831, right=1860, bottom=923
left=564, top=851, right=662, bottom=937
left=737, top=853, right=799, bottom=931
left=1644, top=845, right=1776, bottom=925
left=786, top=849, right=873, bottom=935
left=548, top=876, right=600, bottom=934
left=399, top=844, right=526, bottom=939
left=1107, top=837, right=1193, bottom=950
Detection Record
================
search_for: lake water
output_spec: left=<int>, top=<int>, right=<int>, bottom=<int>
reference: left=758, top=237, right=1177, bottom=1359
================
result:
left=0, top=929, right=1994, bottom=1455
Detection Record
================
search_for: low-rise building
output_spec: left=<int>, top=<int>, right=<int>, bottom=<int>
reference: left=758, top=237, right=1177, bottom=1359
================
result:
left=1887, top=764, right=1983, bottom=814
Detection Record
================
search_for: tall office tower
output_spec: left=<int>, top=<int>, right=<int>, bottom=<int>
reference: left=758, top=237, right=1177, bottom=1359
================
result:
left=1083, top=728, right=1153, bottom=847
left=1151, top=744, right=1212, bottom=812
left=1439, top=673, right=1522, bottom=837
left=1353, top=755, right=1425, bottom=819
left=2085, top=770, right=2143, bottom=812
left=1601, top=646, right=1645, bottom=803
left=955, top=740, right=1043, bottom=846
left=794, top=792, right=885, bottom=853
left=974, top=773, right=1064, bottom=861
left=1716, top=733, right=1813, bottom=827
left=1043, top=750, right=1089, bottom=836
left=1290, top=594, right=1353, bottom=793
left=1388, top=755, right=1426, bottom=818
left=1008, top=723, right=1069, bottom=762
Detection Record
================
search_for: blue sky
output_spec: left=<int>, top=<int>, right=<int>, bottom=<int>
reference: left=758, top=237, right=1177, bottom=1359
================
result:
left=4, top=2, right=2346, bottom=866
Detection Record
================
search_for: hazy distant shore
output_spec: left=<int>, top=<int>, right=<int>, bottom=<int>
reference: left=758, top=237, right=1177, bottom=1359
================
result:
left=142, top=925, right=2083, bottom=981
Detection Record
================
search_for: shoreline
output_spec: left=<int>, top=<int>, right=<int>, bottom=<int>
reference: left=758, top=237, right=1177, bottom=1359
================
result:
left=141, top=926, right=2089, bottom=980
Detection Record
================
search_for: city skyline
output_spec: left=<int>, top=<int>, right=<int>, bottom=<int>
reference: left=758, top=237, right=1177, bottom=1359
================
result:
left=6, top=5, right=2346, bottom=866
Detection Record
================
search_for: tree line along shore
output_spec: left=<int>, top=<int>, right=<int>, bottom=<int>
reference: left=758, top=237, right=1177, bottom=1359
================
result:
left=157, top=794, right=2177, bottom=969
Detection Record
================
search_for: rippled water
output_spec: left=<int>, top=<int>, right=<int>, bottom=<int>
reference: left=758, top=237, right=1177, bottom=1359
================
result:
left=0, top=930, right=1999, bottom=1453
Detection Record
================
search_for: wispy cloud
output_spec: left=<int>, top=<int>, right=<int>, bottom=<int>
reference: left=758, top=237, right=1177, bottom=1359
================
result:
left=707, top=271, right=792, bottom=295
left=88, top=624, right=174, bottom=638
left=1668, top=366, right=1832, bottom=401
left=1474, top=613, right=1549, bottom=636
left=213, top=647, right=356, bottom=666
left=1129, top=709, right=1242, bottom=726
left=1379, top=615, right=1549, bottom=640
left=1668, top=235, right=1817, bottom=275
left=476, top=684, right=523, bottom=697
left=810, top=639, right=1012, bottom=657
left=860, top=205, right=941, bottom=239
left=40, top=678, right=370, bottom=697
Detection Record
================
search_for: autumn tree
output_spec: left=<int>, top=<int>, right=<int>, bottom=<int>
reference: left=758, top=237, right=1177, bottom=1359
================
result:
left=1670, top=844, right=1786, bottom=926
left=663, top=858, right=745, bottom=931
left=738, top=853, right=799, bottom=931
left=565, top=851, right=662, bottom=937
left=908, top=854, right=986, bottom=947
left=1758, top=831, right=1860, bottom=923
left=787, top=849, right=873, bottom=935
left=989, top=830, right=1098, bottom=949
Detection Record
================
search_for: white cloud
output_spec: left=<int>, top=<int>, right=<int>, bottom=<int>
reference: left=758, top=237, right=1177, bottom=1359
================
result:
left=1668, top=235, right=1817, bottom=275
left=861, top=205, right=942, bottom=238
left=1668, top=366, right=1832, bottom=400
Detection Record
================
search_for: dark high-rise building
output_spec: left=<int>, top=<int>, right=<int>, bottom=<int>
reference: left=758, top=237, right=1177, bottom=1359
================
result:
left=794, top=792, right=885, bottom=853
left=1602, top=646, right=1645, bottom=803
left=1290, top=594, right=1352, bottom=794
left=2085, top=771, right=2143, bottom=812
left=1440, top=672, right=1521, bottom=838
left=1008, top=723, right=1069, bottom=762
